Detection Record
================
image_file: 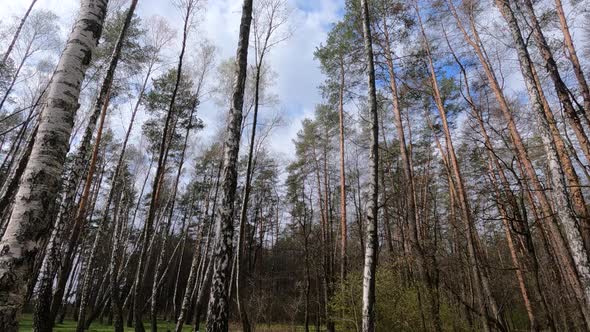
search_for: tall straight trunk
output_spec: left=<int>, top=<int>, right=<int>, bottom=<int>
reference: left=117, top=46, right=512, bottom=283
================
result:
left=233, top=56, right=264, bottom=332
left=488, top=160, right=537, bottom=329
left=109, top=189, right=127, bottom=332
left=495, top=5, right=590, bottom=326
left=416, top=4, right=502, bottom=330
left=516, top=0, right=590, bottom=247
left=445, top=27, right=551, bottom=329
left=74, top=88, right=112, bottom=332
left=310, top=139, right=333, bottom=332
left=354, top=157, right=365, bottom=255
left=531, top=55, right=590, bottom=251
left=360, top=0, right=379, bottom=331
left=337, top=60, right=348, bottom=283
left=379, top=14, right=441, bottom=330
left=0, top=1, right=107, bottom=330
left=519, top=0, right=590, bottom=164
left=150, top=98, right=198, bottom=332
left=133, top=3, right=193, bottom=331
left=105, top=32, right=148, bottom=332
left=205, top=0, right=253, bottom=331
left=301, top=185, right=311, bottom=332
left=231, top=13, right=280, bottom=326
left=321, top=127, right=334, bottom=332
left=175, top=161, right=221, bottom=332
left=171, top=222, right=189, bottom=320
left=1, top=0, right=38, bottom=65
left=39, top=91, right=111, bottom=332
left=40, top=0, right=139, bottom=322
left=174, top=225, right=204, bottom=332
left=448, top=0, right=590, bottom=325
left=553, top=0, right=590, bottom=118
left=57, top=0, right=138, bottom=240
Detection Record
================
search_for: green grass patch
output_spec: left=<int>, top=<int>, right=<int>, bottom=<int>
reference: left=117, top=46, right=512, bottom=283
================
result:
left=18, top=314, right=317, bottom=332
left=18, top=314, right=192, bottom=332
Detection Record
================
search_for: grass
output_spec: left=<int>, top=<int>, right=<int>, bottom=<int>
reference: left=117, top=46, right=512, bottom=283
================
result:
left=18, top=314, right=193, bottom=332
left=18, top=314, right=317, bottom=332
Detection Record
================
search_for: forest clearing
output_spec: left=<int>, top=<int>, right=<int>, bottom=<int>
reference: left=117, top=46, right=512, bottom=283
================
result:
left=1, top=0, right=590, bottom=331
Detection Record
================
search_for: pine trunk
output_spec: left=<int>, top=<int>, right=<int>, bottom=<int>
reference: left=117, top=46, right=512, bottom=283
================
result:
left=449, top=0, right=590, bottom=326
left=553, top=0, right=590, bottom=119
left=133, top=3, right=192, bottom=330
left=520, top=0, right=590, bottom=164
left=496, top=4, right=590, bottom=326
left=75, top=88, right=112, bottom=332
left=380, top=14, right=441, bottom=330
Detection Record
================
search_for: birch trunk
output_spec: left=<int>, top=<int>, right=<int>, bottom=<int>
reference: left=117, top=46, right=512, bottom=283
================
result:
left=205, top=0, right=253, bottom=330
left=498, top=1, right=590, bottom=325
left=176, top=160, right=220, bottom=332
left=44, top=0, right=139, bottom=321
left=337, top=61, right=348, bottom=283
left=360, top=0, right=379, bottom=331
left=0, top=1, right=108, bottom=330
left=233, top=69, right=259, bottom=332
left=58, top=0, right=136, bottom=233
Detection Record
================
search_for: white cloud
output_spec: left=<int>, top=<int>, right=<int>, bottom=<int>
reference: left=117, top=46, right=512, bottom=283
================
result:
left=1, top=0, right=344, bottom=162
left=263, top=0, right=343, bottom=158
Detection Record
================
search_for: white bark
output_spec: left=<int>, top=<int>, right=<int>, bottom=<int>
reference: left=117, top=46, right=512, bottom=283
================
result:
left=360, top=0, right=379, bottom=331
left=497, top=2, right=590, bottom=326
left=206, top=0, right=253, bottom=330
left=0, top=0, right=108, bottom=330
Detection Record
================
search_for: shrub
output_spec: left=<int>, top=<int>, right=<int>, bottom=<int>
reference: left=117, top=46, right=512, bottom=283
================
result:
left=330, top=266, right=468, bottom=331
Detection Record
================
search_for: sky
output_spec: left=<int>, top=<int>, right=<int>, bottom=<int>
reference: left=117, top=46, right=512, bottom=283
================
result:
left=2, top=0, right=346, bottom=161
left=6, top=0, right=585, bottom=167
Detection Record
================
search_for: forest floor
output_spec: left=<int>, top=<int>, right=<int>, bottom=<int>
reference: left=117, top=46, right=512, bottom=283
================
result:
left=18, top=314, right=193, bottom=332
left=18, top=314, right=313, bottom=332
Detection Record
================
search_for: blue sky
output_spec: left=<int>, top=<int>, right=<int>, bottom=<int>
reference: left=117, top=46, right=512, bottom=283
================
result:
left=1, top=0, right=346, bottom=160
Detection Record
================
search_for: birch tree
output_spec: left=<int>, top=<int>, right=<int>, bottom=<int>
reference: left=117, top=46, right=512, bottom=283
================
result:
left=0, top=1, right=108, bottom=330
left=360, top=0, right=379, bottom=331
left=206, top=0, right=253, bottom=330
